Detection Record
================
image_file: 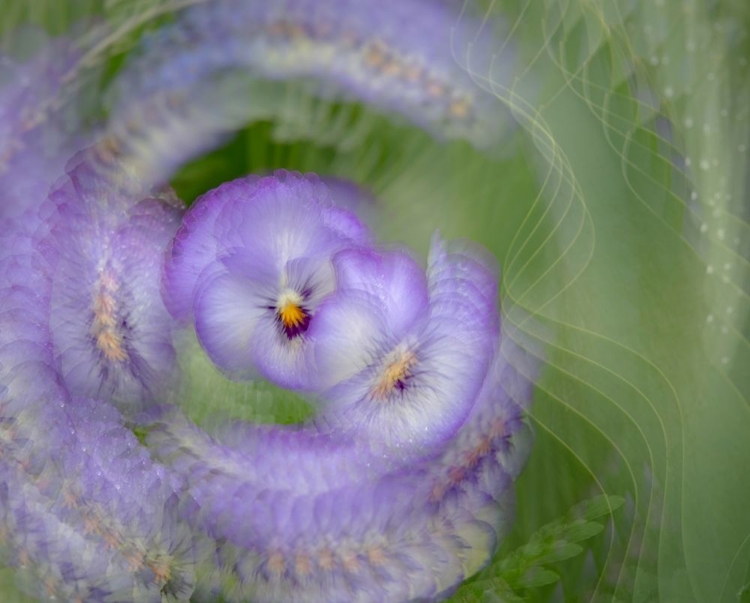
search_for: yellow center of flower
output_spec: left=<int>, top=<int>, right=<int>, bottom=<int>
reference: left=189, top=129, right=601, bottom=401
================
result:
left=278, top=301, right=307, bottom=330
left=372, top=350, right=417, bottom=399
left=275, top=290, right=311, bottom=339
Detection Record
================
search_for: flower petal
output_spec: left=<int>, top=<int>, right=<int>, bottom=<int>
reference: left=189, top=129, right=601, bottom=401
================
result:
left=193, top=269, right=267, bottom=378
left=332, top=247, right=429, bottom=339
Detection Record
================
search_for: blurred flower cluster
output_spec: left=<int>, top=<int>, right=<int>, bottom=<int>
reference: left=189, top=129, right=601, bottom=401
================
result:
left=0, top=1, right=534, bottom=602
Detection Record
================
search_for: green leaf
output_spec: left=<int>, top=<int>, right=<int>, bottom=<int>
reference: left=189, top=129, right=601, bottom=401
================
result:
left=576, top=495, right=626, bottom=522
left=453, top=494, right=623, bottom=601
left=518, top=567, right=560, bottom=589
left=534, top=541, right=585, bottom=565
left=561, top=520, right=604, bottom=543
left=451, top=577, right=526, bottom=603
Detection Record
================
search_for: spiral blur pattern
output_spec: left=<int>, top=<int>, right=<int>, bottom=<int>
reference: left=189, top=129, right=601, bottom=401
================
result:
left=0, top=1, right=535, bottom=601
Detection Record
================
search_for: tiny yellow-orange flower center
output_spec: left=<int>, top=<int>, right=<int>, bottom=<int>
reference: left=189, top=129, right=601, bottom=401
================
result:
left=275, top=290, right=311, bottom=340
left=372, top=350, right=417, bottom=400
left=278, top=301, right=307, bottom=330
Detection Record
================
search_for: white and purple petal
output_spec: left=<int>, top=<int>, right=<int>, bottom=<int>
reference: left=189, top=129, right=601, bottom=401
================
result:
left=161, top=176, right=254, bottom=323
left=193, top=268, right=277, bottom=378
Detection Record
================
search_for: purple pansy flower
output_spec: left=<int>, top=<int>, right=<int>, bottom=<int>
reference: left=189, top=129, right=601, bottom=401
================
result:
left=164, top=171, right=369, bottom=389
left=309, top=235, right=500, bottom=459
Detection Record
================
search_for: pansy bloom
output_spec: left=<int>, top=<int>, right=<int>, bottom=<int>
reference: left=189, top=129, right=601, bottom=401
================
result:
left=163, top=171, right=370, bottom=389
left=309, top=236, right=500, bottom=459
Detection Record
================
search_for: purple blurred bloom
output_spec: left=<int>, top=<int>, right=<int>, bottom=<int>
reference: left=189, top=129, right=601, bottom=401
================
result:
left=0, top=331, right=198, bottom=602
left=1, top=224, right=197, bottom=599
left=36, top=160, right=184, bottom=407
left=320, top=177, right=377, bottom=222
left=0, top=5, right=537, bottom=601
left=109, top=0, right=515, bottom=154
left=144, top=407, right=502, bottom=603
left=1, top=406, right=197, bottom=602
left=86, top=0, right=517, bottom=193
left=141, top=326, right=538, bottom=603
left=418, top=333, right=536, bottom=529
left=310, top=235, right=499, bottom=459
left=164, top=171, right=369, bottom=389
